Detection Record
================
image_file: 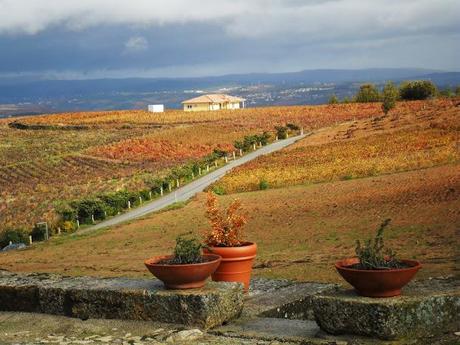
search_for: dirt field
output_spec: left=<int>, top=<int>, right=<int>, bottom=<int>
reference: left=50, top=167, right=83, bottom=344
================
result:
left=0, top=163, right=458, bottom=283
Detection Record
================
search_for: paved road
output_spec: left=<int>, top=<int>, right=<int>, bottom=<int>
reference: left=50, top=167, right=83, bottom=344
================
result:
left=79, top=133, right=308, bottom=234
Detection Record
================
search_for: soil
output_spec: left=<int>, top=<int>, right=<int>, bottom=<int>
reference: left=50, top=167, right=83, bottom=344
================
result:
left=0, top=163, right=457, bottom=283
left=157, top=255, right=216, bottom=265
left=346, top=262, right=412, bottom=270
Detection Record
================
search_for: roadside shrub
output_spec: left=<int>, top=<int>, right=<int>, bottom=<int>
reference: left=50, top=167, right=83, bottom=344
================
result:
left=0, top=228, right=29, bottom=248
left=212, top=148, right=227, bottom=158
left=146, top=178, right=165, bottom=195
left=30, top=224, right=47, bottom=242
left=60, top=221, right=76, bottom=233
left=354, top=84, right=380, bottom=103
left=259, top=179, right=269, bottom=190
left=70, top=198, right=108, bottom=223
left=139, top=189, right=151, bottom=201
left=275, top=126, right=288, bottom=139
left=55, top=202, right=77, bottom=222
left=399, top=80, right=437, bottom=100
left=255, top=132, right=271, bottom=146
left=286, top=123, right=300, bottom=131
left=100, top=191, right=130, bottom=215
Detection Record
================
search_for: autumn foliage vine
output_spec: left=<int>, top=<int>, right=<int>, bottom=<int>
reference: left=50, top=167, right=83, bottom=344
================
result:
left=204, top=192, right=247, bottom=247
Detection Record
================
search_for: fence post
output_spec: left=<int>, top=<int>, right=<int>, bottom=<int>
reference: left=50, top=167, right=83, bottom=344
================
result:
left=149, top=191, right=152, bottom=199
left=168, top=183, right=172, bottom=192
left=76, top=219, right=80, bottom=228
left=160, top=186, right=164, bottom=196
left=300, top=127, right=304, bottom=135
left=128, top=200, right=131, bottom=209
left=239, top=149, right=243, bottom=156
left=91, top=214, right=95, bottom=224
left=233, top=151, right=236, bottom=159
left=199, top=167, right=202, bottom=175
left=57, top=227, right=61, bottom=235
left=214, top=161, right=218, bottom=167
left=225, top=156, right=228, bottom=163
left=253, top=143, right=256, bottom=151
left=139, top=196, right=142, bottom=204
left=259, top=142, right=262, bottom=147
left=206, top=165, right=209, bottom=172
left=192, top=172, right=195, bottom=179
left=286, top=132, right=289, bottom=138
left=176, top=179, right=180, bottom=188
left=29, top=236, right=32, bottom=245
left=275, top=135, right=278, bottom=141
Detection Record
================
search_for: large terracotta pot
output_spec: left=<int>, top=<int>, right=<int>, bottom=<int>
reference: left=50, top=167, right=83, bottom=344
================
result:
left=144, top=254, right=221, bottom=289
left=204, top=242, right=257, bottom=291
left=335, top=257, right=422, bottom=297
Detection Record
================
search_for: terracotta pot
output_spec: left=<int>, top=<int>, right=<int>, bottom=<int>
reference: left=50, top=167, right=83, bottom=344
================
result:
left=204, top=242, right=257, bottom=291
left=144, top=254, right=221, bottom=289
left=335, top=257, right=422, bottom=297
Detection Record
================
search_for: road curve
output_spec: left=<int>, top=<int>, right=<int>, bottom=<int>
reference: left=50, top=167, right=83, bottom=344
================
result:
left=78, top=133, right=308, bottom=234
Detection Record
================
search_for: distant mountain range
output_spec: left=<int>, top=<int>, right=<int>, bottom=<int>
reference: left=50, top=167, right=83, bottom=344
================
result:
left=0, top=68, right=459, bottom=117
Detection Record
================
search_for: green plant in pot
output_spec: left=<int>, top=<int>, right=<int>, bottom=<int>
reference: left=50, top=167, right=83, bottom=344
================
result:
left=144, top=233, right=221, bottom=289
left=202, top=191, right=256, bottom=291
left=335, top=219, right=422, bottom=297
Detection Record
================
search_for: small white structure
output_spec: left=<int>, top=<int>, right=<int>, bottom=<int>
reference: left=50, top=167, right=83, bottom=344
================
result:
left=148, top=104, right=164, bottom=113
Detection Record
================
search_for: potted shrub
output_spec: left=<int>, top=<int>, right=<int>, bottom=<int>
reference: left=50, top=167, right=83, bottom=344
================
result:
left=144, top=234, right=221, bottom=289
left=335, top=219, right=421, bottom=297
left=202, top=192, right=256, bottom=291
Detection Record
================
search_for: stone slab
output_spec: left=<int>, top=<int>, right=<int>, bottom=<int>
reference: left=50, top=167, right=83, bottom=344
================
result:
left=0, top=271, right=244, bottom=329
left=246, top=278, right=336, bottom=320
left=312, top=277, right=460, bottom=340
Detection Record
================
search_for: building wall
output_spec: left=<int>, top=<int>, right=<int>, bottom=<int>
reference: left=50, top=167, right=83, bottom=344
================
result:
left=225, top=102, right=241, bottom=110
left=183, top=101, right=242, bottom=112
left=183, top=103, right=211, bottom=112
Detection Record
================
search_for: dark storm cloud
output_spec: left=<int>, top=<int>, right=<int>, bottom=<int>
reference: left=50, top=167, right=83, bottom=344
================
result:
left=0, top=0, right=458, bottom=78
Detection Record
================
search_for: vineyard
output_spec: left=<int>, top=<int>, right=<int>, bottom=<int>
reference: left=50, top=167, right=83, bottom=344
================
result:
left=0, top=98, right=457, bottom=236
left=0, top=100, right=388, bottom=233
left=0, top=98, right=458, bottom=283
left=211, top=98, right=460, bottom=193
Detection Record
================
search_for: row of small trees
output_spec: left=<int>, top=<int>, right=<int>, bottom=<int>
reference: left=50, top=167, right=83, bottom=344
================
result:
left=54, top=125, right=301, bottom=230
left=329, top=80, right=459, bottom=105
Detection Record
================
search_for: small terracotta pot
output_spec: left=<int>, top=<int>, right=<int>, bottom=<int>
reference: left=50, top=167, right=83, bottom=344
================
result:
left=335, top=257, right=422, bottom=297
left=204, top=242, right=257, bottom=291
left=144, top=254, right=221, bottom=289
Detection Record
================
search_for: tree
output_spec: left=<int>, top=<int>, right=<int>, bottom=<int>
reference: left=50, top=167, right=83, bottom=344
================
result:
left=455, top=85, right=460, bottom=96
left=342, top=96, right=351, bottom=104
left=381, top=81, right=399, bottom=115
left=399, top=80, right=437, bottom=100
left=354, top=84, right=380, bottom=103
left=328, top=94, right=339, bottom=104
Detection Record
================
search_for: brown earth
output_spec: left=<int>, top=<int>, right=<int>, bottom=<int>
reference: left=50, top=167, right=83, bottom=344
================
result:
left=0, top=163, right=458, bottom=284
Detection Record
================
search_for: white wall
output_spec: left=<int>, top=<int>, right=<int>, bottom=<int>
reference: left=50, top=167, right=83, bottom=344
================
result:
left=148, top=104, right=164, bottom=112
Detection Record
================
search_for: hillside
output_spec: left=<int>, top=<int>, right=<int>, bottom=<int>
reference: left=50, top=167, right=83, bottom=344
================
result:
left=0, top=97, right=458, bottom=283
left=0, top=102, right=382, bottom=232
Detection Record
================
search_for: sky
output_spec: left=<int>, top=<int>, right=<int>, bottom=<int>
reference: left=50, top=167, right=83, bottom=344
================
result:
left=0, top=0, right=459, bottom=79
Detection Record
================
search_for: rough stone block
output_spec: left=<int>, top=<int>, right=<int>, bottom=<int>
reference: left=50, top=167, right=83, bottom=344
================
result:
left=0, top=271, right=244, bottom=329
left=312, top=277, right=459, bottom=340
